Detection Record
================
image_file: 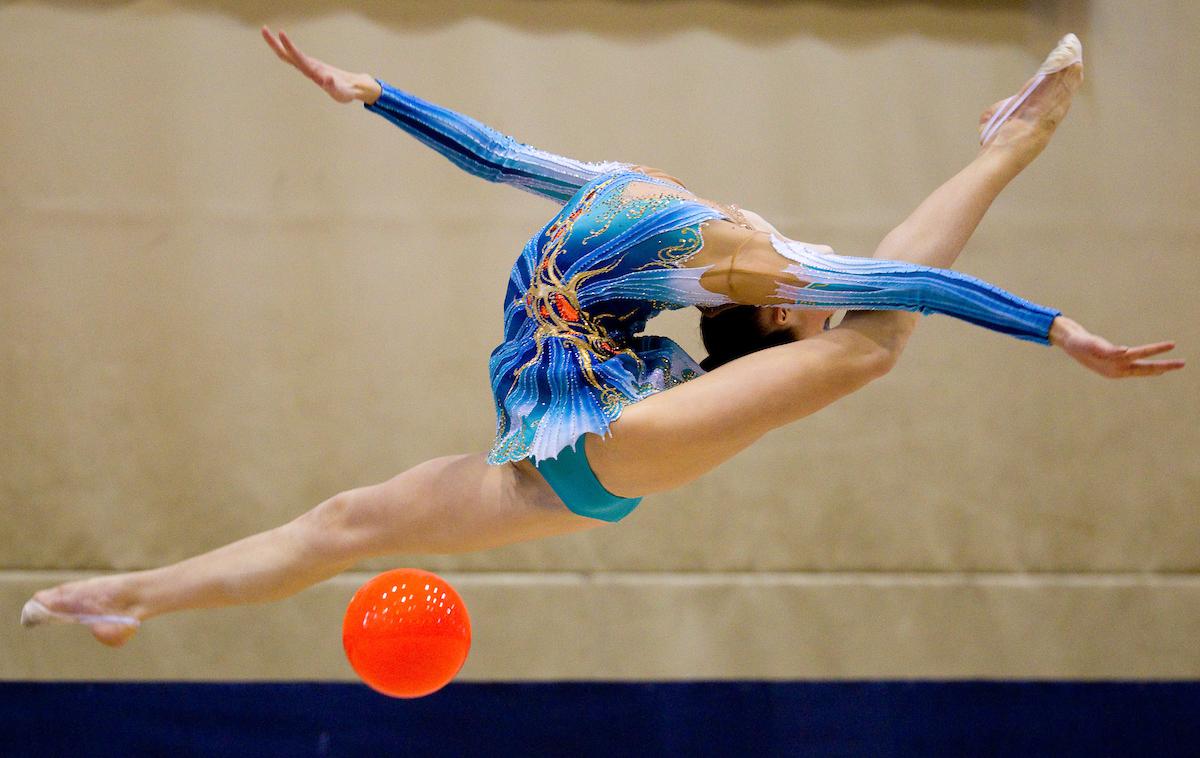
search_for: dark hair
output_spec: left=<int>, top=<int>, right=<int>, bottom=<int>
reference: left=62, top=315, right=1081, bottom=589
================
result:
left=699, top=305, right=797, bottom=372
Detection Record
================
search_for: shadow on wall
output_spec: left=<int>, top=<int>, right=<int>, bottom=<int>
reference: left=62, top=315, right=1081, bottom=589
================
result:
left=27, top=0, right=1092, bottom=46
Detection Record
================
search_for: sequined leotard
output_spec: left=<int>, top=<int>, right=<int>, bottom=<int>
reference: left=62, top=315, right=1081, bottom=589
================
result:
left=365, top=80, right=1060, bottom=467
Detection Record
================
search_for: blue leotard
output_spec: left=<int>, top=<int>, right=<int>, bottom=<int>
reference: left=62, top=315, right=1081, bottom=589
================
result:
left=365, top=80, right=1059, bottom=517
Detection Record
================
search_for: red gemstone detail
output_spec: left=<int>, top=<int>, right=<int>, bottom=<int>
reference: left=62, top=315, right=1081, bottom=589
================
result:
left=553, top=293, right=579, bottom=322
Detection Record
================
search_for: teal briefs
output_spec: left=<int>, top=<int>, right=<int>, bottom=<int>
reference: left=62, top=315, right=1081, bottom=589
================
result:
left=534, top=437, right=642, bottom=523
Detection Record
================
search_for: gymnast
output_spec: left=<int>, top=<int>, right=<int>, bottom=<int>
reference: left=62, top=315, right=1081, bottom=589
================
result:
left=21, top=30, right=1183, bottom=646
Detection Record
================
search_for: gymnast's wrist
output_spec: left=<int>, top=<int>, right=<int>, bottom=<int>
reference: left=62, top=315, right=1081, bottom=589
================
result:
left=353, top=75, right=382, bottom=105
left=1048, top=315, right=1077, bottom=347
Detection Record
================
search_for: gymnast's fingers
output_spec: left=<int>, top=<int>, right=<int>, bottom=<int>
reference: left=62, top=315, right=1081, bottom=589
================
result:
left=1122, top=359, right=1186, bottom=377
left=1123, top=341, right=1177, bottom=360
left=261, top=27, right=298, bottom=69
left=278, top=30, right=320, bottom=80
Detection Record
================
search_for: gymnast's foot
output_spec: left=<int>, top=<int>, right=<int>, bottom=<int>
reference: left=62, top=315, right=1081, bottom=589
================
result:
left=978, top=33, right=1084, bottom=168
left=21, top=576, right=145, bottom=647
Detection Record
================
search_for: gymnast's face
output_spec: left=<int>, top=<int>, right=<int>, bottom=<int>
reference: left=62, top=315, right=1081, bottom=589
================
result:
left=760, top=306, right=836, bottom=341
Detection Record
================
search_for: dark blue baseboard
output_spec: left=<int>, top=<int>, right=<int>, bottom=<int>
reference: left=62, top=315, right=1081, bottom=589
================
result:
left=3, top=681, right=1197, bottom=757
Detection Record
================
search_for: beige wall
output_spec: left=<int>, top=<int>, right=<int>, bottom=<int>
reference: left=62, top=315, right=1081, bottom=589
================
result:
left=3, top=0, right=1198, bottom=680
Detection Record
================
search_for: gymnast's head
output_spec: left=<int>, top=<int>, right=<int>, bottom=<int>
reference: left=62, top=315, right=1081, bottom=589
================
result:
left=699, top=305, right=834, bottom=371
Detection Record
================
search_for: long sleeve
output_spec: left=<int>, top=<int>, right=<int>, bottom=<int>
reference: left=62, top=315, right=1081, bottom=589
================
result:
left=364, top=79, right=630, bottom=204
left=769, top=236, right=1060, bottom=344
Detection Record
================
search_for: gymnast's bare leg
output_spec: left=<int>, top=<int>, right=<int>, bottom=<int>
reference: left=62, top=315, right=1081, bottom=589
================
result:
left=26, top=455, right=596, bottom=646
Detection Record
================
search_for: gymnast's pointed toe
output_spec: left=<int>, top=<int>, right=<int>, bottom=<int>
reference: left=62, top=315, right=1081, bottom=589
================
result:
left=20, top=593, right=141, bottom=646
left=20, top=598, right=50, bottom=627
left=979, top=33, right=1084, bottom=150
left=1038, top=33, right=1083, bottom=75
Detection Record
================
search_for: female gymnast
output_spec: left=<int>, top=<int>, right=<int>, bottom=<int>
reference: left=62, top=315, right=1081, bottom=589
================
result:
left=22, top=30, right=1183, bottom=646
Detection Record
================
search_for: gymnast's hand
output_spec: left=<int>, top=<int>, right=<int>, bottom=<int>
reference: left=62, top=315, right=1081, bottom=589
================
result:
left=1049, top=316, right=1185, bottom=378
left=261, top=27, right=382, bottom=105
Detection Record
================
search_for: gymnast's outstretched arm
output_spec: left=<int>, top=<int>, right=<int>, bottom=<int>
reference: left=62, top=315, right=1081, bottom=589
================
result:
left=262, top=27, right=629, bottom=203
left=690, top=209, right=1180, bottom=379
left=695, top=222, right=1063, bottom=343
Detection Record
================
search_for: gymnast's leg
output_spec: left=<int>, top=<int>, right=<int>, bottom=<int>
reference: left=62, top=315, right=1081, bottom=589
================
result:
left=589, top=50, right=1084, bottom=497
left=871, top=60, right=1082, bottom=268
left=24, top=455, right=597, bottom=646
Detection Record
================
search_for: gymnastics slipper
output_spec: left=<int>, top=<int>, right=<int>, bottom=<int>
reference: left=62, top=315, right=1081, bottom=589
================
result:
left=20, top=598, right=140, bottom=629
left=980, top=33, right=1083, bottom=147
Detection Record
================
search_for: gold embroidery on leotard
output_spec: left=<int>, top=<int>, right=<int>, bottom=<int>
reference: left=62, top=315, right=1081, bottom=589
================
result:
left=514, top=177, right=648, bottom=395
left=512, top=174, right=728, bottom=407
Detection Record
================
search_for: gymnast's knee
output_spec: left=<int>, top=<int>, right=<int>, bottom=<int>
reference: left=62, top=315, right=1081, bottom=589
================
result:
left=291, top=487, right=388, bottom=559
left=871, top=340, right=905, bottom=377
left=840, top=312, right=915, bottom=378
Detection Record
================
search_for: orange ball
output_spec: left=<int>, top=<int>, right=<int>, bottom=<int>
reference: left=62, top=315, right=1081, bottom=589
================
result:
left=342, top=568, right=471, bottom=698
